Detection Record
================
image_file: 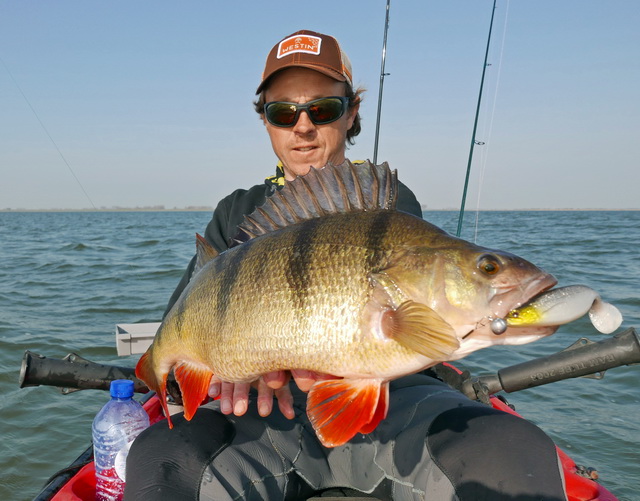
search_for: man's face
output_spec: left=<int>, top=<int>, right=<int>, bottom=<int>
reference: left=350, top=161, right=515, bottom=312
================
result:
left=262, top=67, right=359, bottom=180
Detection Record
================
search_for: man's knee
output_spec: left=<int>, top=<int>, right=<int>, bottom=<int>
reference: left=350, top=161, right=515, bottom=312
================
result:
left=124, top=408, right=235, bottom=500
left=427, top=405, right=565, bottom=501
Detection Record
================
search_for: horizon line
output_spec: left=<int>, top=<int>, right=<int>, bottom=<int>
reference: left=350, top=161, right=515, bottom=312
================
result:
left=1, top=207, right=639, bottom=213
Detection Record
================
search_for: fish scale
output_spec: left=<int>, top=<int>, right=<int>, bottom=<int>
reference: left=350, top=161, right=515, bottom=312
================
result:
left=200, top=213, right=409, bottom=376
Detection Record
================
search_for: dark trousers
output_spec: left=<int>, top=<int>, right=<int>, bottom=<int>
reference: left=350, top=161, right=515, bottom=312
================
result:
left=125, top=376, right=567, bottom=500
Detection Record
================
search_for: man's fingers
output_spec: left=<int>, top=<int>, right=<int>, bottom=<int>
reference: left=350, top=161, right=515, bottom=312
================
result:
left=208, top=375, right=222, bottom=399
left=232, top=383, right=250, bottom=416
left=275, top=384, right=295, bottom=419
left=290, top=369, right=315, bottom=392
left=257, top=375, right=295, bottom=418
left=291, top=369, right=337, bottom=392
left=218, top=381, right=234, bottom=414
left=256, top=378, right=275, bottom=417
left=262, top=370, right=289, bottom=389
left=209, top=372, right=304, bottom=420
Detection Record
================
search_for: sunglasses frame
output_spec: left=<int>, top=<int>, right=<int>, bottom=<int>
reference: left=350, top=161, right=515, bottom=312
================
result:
left=264, top=96, right=350, bottom=128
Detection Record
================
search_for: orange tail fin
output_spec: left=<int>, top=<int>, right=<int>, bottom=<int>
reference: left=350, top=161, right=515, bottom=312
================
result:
left=173, top=362, right=213, bottom=421
left=306, top=378, right=386, bottom=448
left=135, top=350, right=173, bottom=428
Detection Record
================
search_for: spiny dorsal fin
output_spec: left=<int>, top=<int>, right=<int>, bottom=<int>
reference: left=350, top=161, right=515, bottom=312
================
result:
left=235, top=160, right=398, bottom=243
left=194, top=233, right=218, bottom=275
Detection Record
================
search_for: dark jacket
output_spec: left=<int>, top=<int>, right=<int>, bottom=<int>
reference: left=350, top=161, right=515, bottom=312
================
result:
left=164, top=163, right=423, bottom=316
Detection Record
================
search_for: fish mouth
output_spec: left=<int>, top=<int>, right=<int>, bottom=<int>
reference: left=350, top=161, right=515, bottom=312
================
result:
left=491, top=273, right=558, bottom=320
left=451, top=272, right=559, bottom=358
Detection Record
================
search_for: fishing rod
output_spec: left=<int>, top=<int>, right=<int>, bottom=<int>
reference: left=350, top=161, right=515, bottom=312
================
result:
left=455, top=0, right=497, bottom=237
left=372, top=0, right=391, bottom=165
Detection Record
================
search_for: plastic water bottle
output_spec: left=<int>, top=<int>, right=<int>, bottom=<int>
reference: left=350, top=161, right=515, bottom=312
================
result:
left=92, top=379, right=149, bottom=501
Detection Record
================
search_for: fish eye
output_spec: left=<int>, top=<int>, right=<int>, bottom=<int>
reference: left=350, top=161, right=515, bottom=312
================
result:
left=478, top=254, right=501, bottom=276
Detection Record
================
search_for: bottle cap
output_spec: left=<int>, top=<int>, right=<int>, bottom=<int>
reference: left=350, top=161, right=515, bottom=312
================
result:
left=110, top=379, right=135, bottom=398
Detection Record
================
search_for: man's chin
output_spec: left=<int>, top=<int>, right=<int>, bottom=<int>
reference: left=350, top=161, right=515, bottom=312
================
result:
left=285, top=159, right=323, bottom=178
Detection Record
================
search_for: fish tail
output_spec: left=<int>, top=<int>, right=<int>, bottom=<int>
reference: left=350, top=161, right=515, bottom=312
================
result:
left=135, top=350, right=174, bottom=428
left=307, top=379, right=388, bottom=448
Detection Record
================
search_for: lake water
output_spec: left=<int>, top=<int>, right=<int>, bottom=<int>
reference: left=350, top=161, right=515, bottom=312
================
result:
left=1, top=210, right=638, bottom=500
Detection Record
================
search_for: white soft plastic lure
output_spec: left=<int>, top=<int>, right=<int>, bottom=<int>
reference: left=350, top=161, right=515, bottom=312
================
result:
left=502, top=285, right=623, bottom=334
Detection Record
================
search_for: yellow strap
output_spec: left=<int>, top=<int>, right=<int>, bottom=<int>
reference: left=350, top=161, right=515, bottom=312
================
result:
left=265, top=161, right=286, bottom=186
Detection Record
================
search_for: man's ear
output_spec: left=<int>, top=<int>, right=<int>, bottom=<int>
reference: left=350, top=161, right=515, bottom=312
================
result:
left=346, top=102, right=359, bottom=130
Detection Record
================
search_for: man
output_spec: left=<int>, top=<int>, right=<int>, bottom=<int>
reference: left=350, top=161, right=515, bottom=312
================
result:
left=126, top=30, right=567, bottom=500
left=163, top=30, right=423, bottom=421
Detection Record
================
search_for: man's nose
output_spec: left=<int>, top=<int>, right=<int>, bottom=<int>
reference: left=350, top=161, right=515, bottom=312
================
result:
left=293, top=110, right=315, bottom=133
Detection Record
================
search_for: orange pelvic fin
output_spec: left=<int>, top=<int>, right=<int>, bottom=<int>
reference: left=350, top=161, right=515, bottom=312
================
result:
left=307, top=378, right=385, bottom=447
left=136, top=350, right=173, bottom=428
left=358, top=381, right=389, bottom=434
left=173, top=362, right=213, bottom=421
left=383, top=300, right=460, bottom=359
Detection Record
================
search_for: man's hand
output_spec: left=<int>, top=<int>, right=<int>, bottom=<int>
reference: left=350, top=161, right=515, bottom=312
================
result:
left=290, top=369, right=336, bottom=391
left=208, top=371, right=294, bottom=419
left=208, top=370, right=337, bottom=419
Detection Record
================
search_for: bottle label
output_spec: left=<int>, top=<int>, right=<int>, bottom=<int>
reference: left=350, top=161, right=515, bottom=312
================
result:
left=114, top=440, right=134, bottom=482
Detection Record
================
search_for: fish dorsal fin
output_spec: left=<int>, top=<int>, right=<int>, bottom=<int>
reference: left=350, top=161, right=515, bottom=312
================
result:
left=194, top=233, right=219, bottom=275
left=234, top=160, right=398, bottom=243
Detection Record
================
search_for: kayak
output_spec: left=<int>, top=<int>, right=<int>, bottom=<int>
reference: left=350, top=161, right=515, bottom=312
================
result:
left=34, top=381, right=618, bottom=501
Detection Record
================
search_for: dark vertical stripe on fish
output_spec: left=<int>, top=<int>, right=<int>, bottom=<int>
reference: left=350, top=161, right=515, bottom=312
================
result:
left=170, top=291, right=188, bottom=340
left=285, top=218, right=323, bottom=312
left=365, top=211, right=392, bottom=270
left=212, top=240, right=254, bottom=327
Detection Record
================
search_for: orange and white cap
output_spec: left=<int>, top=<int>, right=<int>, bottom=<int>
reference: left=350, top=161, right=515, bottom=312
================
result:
left=256, top=30, right=353, bottom=94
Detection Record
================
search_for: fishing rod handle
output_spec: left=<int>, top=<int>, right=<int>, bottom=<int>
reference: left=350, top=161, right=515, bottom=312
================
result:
left=19, top=350, right=148, bottom=394
left=496, top=327, right=640, bottom=393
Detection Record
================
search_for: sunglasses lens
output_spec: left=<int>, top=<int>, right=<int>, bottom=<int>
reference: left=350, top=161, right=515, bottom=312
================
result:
left=308, top=98, right=345, bottom=124
left=265, top=97, right=347, bottom=127
left=266, top=103, right=298, bottom=126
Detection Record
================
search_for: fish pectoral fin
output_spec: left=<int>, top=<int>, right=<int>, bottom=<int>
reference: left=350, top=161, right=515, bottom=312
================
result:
left=136, top=350, right=173, bottom=428
left=173, top=362, right=214, bottom=421
left=307, top=378, right=386, bottom=447
left=383, top=300, right=460, bottom=359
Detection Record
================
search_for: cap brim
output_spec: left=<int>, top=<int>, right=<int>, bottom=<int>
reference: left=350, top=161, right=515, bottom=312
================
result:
left=256, top=65, right=347, bottom=94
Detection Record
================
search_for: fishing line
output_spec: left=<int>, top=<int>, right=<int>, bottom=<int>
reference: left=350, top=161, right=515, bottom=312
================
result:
left=0, top=55, right=97, bottom=210
left=473, top=0, right=510, bottom=242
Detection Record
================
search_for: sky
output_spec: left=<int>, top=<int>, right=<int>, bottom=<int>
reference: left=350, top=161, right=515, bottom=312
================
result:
left=0, top=0, right=638, bottom=211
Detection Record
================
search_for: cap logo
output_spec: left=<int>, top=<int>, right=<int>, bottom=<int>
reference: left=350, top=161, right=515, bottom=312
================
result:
left=277, top=34, right=322, bottom=59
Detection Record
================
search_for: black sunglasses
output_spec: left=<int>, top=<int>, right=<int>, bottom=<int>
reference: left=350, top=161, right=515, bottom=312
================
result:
left=264, top=96, right=349, bottom=127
